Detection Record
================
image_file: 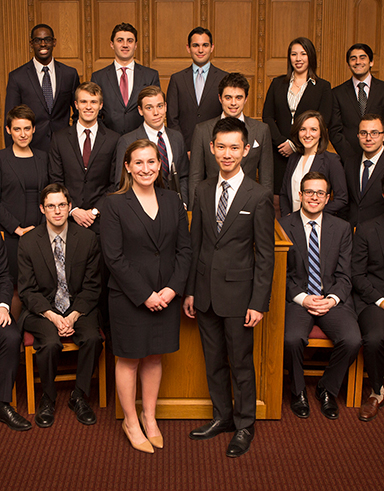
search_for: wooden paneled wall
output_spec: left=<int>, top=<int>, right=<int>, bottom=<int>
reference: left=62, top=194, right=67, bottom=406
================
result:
left=1, top=0, right=384, bottom=147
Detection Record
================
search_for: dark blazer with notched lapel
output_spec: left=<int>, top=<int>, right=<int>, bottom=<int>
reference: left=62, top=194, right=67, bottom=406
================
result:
left=279, top=211, right=353, bottom=304
left=115, top=124, right=189, bottom=206
left=189, top=115, right=274, bottom=208
left=17, top=221, right=101, bottom=328
left=91, top=62, right=160, bottom=135
left=329, top=76, right=384, bottom=164
left=166, top=64, right=228, bottom=151
left=49, top=122, right=120, bottom=234
left=280, top=151, right=348, bottom=217
left=4, top=59, right=79, bottom=153
left=186, top=175, right=275, bottom=317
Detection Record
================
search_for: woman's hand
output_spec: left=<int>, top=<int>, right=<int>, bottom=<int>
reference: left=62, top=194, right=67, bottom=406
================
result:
left=144, top=291, right=169, bottom=312
left=14, top=225, right=35, bottom=236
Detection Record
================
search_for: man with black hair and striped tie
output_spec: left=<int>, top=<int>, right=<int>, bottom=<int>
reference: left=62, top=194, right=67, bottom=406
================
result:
left=279, top=171, right=361, bottom=420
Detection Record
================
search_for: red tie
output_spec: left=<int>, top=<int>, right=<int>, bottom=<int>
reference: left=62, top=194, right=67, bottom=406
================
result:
left=120, top=67, right=129, bottom=106
left=83, top=129, right=91, bottom=169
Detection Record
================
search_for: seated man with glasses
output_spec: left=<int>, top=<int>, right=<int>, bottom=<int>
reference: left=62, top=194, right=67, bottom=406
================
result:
left=342, top=114, right=384, bottom=227
left=18, top=183, right=103, bottom=428
left=279, top=171, right=361, bottom=420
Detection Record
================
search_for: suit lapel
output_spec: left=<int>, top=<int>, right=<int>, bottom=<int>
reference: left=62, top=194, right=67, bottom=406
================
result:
left=199, top=65, right=216, bottom=107
left=183, top=67, right=198, bottom=108
left=3, top=147, right=26, bottom=190
left=165, top=128, right=178, bottom=161
left=65, top=223, right=78, bottom=286
left=319, top=213, right=334, bottom=277
left=375, top=215, right=384, bottom=257
left=87, top=124, right=106, bottom=169
left=202, top=179, right=218, bottom=238
left=361, top=151, right=384, bottom=198
left=36, top=226, right=57, bottom=283
left=345, top=79, right=361, bottom=119
left=67, top=126, right=85, bottom=172
left=128, top=63, right=143, bottom=110
left=125, top=189, right=160, bottom=248
left=290, top=212, right=309, bottom=273
left=366, top=76, right=379, bottom=113
left=53, top=61, right=62, bottom=108
left=26, top=61, right=47, bottom=111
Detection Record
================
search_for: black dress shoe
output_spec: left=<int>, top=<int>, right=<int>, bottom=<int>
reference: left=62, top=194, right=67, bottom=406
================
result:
left=189, top=419, right=235, bottom=440
left=35, top=394, right=55, bottom=428
left=226, top=426, right=255, bottom=458
left=290, top=389, right=310, bottom=418
left=0, top=402, right=32, bottom=431
left=315, top=384, right=339, bottom=420
left=68, top=393, right=96, bottom=425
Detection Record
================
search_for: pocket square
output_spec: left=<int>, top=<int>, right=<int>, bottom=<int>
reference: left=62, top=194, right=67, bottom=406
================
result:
left=239, top=210, right=251, bottom=215
left=253, top=140, right=259, bottom=148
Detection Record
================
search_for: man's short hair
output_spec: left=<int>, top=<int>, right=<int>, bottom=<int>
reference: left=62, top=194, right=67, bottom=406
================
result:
left=346, top=43, right=374, bottom=63
left=111, top=23, right=137, bottom=42
left=218, top=73, right=250, bottom=98
left=211, top=117, right=248, bottom=146
left=75, top=81, right=103, bottom=103
left=40, top=183, right=71, bottom=206
left=300, top=171, right=331, bottom=194
left=6, top=105, right=36, bottom=128
left=187, top=27, right=213, bottom=46
left=137, top=85, right=165, bottom=108
left=360, top=113, right=384, bottom=126
left=31, top=24, right=54, bottom=39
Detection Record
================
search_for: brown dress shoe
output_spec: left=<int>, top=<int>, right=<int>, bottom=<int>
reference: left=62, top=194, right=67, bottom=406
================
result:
left=358, top=396, right=384, bottom=422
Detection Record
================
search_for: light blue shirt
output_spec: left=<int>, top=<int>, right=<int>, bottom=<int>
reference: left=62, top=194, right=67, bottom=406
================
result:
left=192, top=62, right=211, bottom=88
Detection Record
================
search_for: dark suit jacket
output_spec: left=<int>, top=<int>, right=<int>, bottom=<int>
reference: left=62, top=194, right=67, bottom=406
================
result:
left=18, top=221, right=101, bottom=328
left=343, top=151, right=384, bottom=227
left=329, top=76, right=384, bottom=164
left=352, top=213, right=384, bottom=315
left=189, top=115, right=273, bottom=208
left=280, top=151, right=348, bottom=217
left=279, top=211, right=353, bottom=304
left=186, top=175, right=275, bottom=317
left=166, top=64, right=228, bottom=151
left=262, top=75, right=332, bottom=192
left=115, top=124, right=189, bottom=205
left=0, top=237, right=14, bottom=308
left=91, top=62, right=160, bottom=135
left=0, top=146, right=48, bottom=234
left=4, top=59, right=79, bottom=153
left=49, top=122, right=120, bottom=234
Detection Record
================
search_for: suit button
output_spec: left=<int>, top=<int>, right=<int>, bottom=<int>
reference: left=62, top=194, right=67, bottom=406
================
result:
left=197, top=114, right=201, bottom=118
left=155, top=251, right=160, bottom=256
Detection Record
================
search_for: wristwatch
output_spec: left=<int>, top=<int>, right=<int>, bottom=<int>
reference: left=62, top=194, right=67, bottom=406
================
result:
left=91, top=208, right=100, bottom=217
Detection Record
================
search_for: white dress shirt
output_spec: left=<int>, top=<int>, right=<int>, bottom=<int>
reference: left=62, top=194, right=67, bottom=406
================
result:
left=114, top=60, right=134, bottom=101
left=76, top=121, right=98, bottom=155
left=33, top=58, right=56, bottom=98
left=215, top=167, right=245, bottom=213
left=360, top=145, right=384, bottom=191
left=143, top=122, right=174, bottom=168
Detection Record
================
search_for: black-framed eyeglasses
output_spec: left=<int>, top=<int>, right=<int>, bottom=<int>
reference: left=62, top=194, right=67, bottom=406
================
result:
left=44, top=203, right=69, bottom=211
left=358, top=130, right=384, bottom=139
left=31, top=37, right=54, bottom=45
left=302, top=189, right=328, bottom=198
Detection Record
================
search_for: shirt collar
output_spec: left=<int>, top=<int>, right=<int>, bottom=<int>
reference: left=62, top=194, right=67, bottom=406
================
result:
left=192, top=62, right=210, bottom=74
left=353, top=73, right=372, bottom=89
left=300, top=208, right=323, bottom=228
left=217, top=167, right=244, bottom=189
left=289, top=73, right=316, bottom=85
left=144, top=121, right=166, bottom=139
left=33, top=57, right=55, bottom=73
left=362, top=144, right=384, bottom=165
left=47, top=222, right=68, bottom=245
left=76, top=120, right=98, bottom=138
left=220, top=112, right=245, bottom=122
left=114, top=60, right=135, bottom=72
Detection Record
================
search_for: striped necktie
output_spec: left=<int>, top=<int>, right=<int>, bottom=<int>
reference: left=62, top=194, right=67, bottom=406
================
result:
left=216, top=181, right=230, bottom=233
left=308, top=221, right=322, bottom=296
left=358, top=82, right=367, bottom=116
left=157, top=131, right=169, bottom=180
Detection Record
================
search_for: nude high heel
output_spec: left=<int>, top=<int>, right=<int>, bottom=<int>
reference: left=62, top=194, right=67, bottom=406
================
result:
left=139, top=412, right=164, bottom=449
left=122, top=421, right=154, bottom=454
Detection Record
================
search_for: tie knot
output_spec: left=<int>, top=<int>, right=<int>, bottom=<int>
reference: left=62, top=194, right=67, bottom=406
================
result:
left=84, top=129, right=91, bottom=137
left=222, top=181, right=230, bottom=191
left=198, top=67, right=203, bottom=75
left=121, top=67, right=127, bottom=73
left=364, top=159, right=373, bottom=168
left=157, top=131, right=162, bottom=138
left=309, top=220, right=317, bottom=229
left=42, top=66, right=49, bottom=73
left=358, top=82, right=366, bottom=89
left=54, top=235, right=62, bottom=244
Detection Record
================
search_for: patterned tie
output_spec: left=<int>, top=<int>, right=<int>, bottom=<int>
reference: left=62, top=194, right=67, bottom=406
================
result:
left=195, top=67, right=204, bottom=105
left=216, top=181, right=230, bottom=233
left=308, top=221, right=322, bottom=296
left=53, top=236, right=70, bottom=314
left=361, top=159, right=373, bottom=195
left=157, top=131, right=169, bottom=180
left=358, top=82, right=368, bottom=116
left=83, top=129, right=91, bottom=169
left=42, top=66, right=54, bottom=114
left=120, top=67, right=129, bottom=106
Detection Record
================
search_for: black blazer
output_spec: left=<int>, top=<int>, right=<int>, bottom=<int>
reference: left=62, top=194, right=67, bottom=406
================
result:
left=166, top=64, right=228, bottom=151
left=343, top=151, right=384, bottom=227
left=0, top=237, right=14, bottom=307
left=91, top=62, right=160, bottom=135
left=49, top=122, right=120, bottom=234
left=352, top=213, right=384, bottom=315
left=115, top=124, right=189, bottom=206
left=4, top=59, right=79, bottom=153
left=280, top=151, right=348, bottom=217
left=279, top=211, right=353, bottom=304
left=186, top=175, right=275, bottom=317
left=329, top=76, right=384, bottom=164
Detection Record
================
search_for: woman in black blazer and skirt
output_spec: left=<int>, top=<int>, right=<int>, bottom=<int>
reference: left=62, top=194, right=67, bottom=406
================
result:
left=101, top=139, right=191, bottom=453
left=263, top=37, right=332, bottom=196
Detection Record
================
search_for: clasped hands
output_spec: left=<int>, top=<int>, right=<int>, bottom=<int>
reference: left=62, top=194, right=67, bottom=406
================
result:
left=303, top=295, right=336, bottom=316
left=43, top=310, right=81, bottom=336
left=145, top=287, right=176, bottom=312
left=71, top=208, right=96, bottom=228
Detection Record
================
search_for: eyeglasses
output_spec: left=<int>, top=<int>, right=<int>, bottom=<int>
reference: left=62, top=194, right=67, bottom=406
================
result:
left=358, top=130, right=384, bottom=139
left=302, top=189, right=328, bottom=198
left=44, top=203, right=69, bottom=211
left=31, top=37, right=54, bottom=45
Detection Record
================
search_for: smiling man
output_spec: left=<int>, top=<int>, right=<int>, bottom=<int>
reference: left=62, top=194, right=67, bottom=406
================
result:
left=279, top=171, right=361, bottom=420
left=91, top=23, right=160, bottom=135
left=188, top=72, right=273, bottom=208
left=4, top=24, right=79, bottom=152
left=330, top=44, right=384, bottom=164
left=184, top=117, right=275, bottom=458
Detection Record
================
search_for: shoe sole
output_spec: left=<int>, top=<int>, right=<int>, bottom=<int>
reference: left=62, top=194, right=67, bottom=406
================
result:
left=358, top=413, right=377, bottom=422
left=0, top=419, right=32, bottom=431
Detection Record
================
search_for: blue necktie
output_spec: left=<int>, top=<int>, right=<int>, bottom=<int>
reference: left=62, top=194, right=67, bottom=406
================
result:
left=42, top=66, right=53, bottom=114
left=216, top=181, right=230, bottom=233
left=361, top=160, right=373, bottom=195
left=308, top=221, right=322, bottom=296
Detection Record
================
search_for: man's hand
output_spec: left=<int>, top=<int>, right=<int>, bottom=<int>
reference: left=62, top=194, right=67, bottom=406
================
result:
left=144, top=291, right=169, bottom=312
left=158, top=287, right=176, bottom=304
left=71, top=208, right=96, bottom=228
left=183, top=296, right=196, bottom=319
left=244, top=309, right=263, bottom=327
left=64, top=311, right=81, bottom=329
left=277, top=140, right=294, bottom=158
left=0, top=306, right=11, bottom=327
left=14, top=225, right=35, bottom=236
left=302, top=295, right=336, bottom=316
left=43, top=310, right=75, bottom=336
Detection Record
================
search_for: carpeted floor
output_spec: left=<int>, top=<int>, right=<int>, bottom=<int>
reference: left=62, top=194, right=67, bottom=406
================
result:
left=1, top=353, right=383, bottom=491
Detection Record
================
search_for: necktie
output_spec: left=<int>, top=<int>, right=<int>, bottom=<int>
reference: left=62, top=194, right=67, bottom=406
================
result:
left=120, top=67, right=129, bottom=106
left=308, top=221, right=322, bottom=296
left=361, top=159, right=373, bottom=195
left=358, top=82, right=368, bottom=116
left=53, top=236, right=70, bottom=314
left=216, top=181, right=230, bottom=233
left=195, top=67, right=204, bottom=105
left=42, top=66, right=54, bottom=114
left=157, top=131, right=169, bottom=180
left=83, top=129, right=91, bottom=169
